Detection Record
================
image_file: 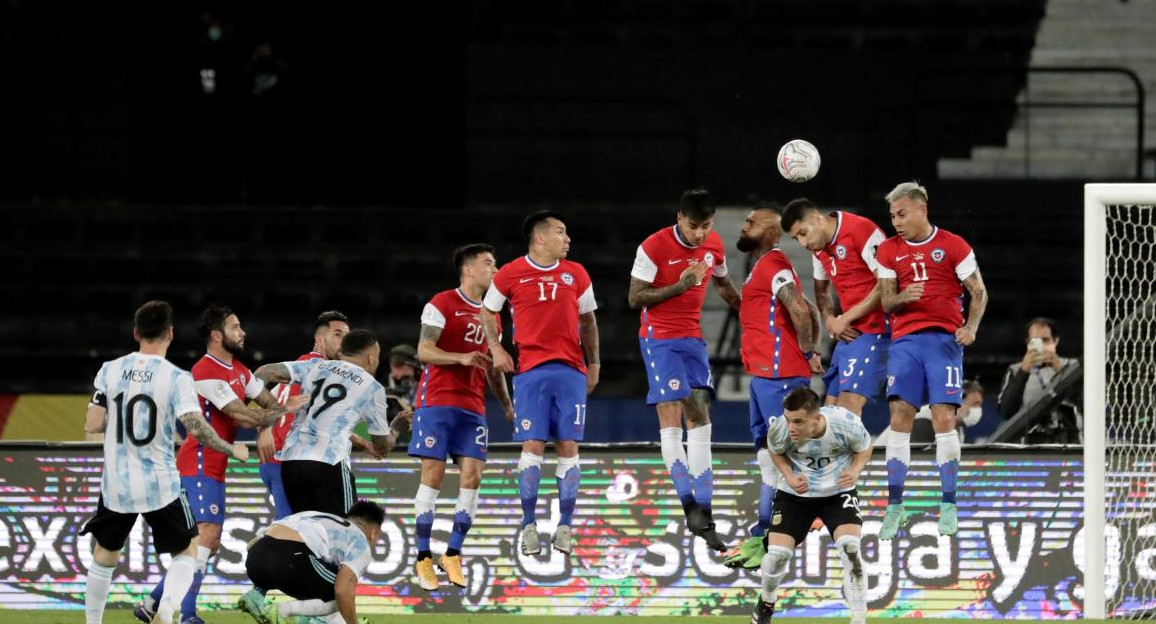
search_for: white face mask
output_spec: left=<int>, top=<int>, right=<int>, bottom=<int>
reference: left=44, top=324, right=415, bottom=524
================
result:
left=964, top=406, right=983, bottom=425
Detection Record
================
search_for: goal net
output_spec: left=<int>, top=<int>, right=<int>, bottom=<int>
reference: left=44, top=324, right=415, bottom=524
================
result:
left=1084, top=184, right=1156, bottom=619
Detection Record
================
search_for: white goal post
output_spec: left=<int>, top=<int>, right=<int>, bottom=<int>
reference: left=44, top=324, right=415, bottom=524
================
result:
left=1084, top=183, right=1156, bottom=619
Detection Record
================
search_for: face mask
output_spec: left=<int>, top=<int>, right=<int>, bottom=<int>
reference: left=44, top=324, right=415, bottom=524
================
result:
left=966, top=406, right=983, bottom=424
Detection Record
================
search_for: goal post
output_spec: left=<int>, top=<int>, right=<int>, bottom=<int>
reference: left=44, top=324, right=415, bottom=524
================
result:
left=1084, top=183, right=1156, bottom=619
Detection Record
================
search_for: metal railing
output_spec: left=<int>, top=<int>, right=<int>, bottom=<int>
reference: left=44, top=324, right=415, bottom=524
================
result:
left=920, top=66, right=1146, bottom=180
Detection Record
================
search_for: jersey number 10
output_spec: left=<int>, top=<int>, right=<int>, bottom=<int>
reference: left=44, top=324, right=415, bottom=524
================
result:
left=113, top=392, right=158, bottom=446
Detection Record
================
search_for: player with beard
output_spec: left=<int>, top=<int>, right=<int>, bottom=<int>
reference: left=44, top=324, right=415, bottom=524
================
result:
left=724, top=202, right=824, bottom=570
left=137, top=305, right=301, bottom=624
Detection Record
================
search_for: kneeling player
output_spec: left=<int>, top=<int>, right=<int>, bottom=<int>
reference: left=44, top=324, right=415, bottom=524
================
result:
left=243, top=500, right=384, bottom=624
left=752, top=388, right=871, bottom=624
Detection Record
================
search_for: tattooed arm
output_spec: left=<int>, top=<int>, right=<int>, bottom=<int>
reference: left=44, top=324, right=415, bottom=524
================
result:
left=178, top=411, right=249, bottom=460
left=579, top=311, right=600, bottom=394
left=712, top=275, right=742, bottom=310
left=955, top=269, right=989, bottom=346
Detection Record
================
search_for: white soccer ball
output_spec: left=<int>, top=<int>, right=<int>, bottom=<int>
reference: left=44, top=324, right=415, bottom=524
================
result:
left=776, top=139, right=821, bottom=183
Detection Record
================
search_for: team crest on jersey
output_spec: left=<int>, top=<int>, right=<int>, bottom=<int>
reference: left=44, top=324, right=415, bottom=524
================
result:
left=209, top=503, right=220, bottom=515
left=560, top=272, right=574, bottom=285
left=667, top=379, right=681, bottom=391
left=930, top=248, right=946, bottom=263
left=521, top=419, right=532, bottom=431
left=835, top=244, right=847, bottom=260
left=703, top=252, right=715, bottom=266
left=887, top=375, right=896, bottom=387
left=424, top=436, right=436, bottom=448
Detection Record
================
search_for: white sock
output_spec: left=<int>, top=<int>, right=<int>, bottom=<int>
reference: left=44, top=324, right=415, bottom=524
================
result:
left=85, top=561, right=115, bottom=624
left=279, top=598, right=338, bottom=618
left=157, top=554, right=196, bottom=622
left=755, top=448, right=778, bottom=488
left=415, top=483, right=439, bottom=517
left=935, top=431, right=961, bottom=465
left=658, top=427, right=687, bottom=471
left=517, top=451, right=544, bottom=471
left=886, top=431, right=911, bottom=469
left=456, top=487, right=479, bottom=519
left=323, top=613, right=346, bottom=624
left=555, top=455, right=580, bottom=480
left=195, top=544, right=211, bottom=573
left=836, top=535, right=866, bottom=614
left=760, top=545, right=793, bottom=604
left=686, top=424, right=713, bottom=478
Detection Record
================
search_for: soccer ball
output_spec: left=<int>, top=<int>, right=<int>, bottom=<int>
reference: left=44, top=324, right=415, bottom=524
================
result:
left=776, top=139, right=821, bottom=182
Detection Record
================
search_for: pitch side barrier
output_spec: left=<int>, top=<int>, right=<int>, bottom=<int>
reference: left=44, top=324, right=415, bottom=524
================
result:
left=0, top=443, right=1137, bottom=618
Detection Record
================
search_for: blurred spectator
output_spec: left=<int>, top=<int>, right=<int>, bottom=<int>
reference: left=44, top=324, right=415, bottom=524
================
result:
left=875, top=379, right=984, bottom=446
left=246, top=41, right=288, bottom=95
left=998, top=317, right=1081, bottom=443
left=386, top=343, right=420, bottom=403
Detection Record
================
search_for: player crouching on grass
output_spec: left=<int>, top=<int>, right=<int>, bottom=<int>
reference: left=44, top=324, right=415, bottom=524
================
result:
left=242, top=500, right=384, bottom=624
left=751, top=388, right=870, bottom=624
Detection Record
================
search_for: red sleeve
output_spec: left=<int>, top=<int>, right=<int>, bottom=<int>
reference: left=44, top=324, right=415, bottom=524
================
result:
left=492, top=265, right=513, bottom=297
left=875, top=239, right=895, bottom=271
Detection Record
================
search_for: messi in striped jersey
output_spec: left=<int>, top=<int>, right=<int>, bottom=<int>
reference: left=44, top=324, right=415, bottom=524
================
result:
left=81, top=301, right=246, bottom=624
left=245, top=500, right=385, bottom=624
left=255, top=328, right=411, bottom=517
left=753, top=388, right=870, bottom=624
left=410, top=244, right=514, bottom=591
left=140, top=305, right=294, bottom=624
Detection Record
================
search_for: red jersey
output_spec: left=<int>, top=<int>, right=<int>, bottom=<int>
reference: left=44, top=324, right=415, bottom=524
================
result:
left=261, top=350, right=324, bottom=465
left=483, top=255, right=597, bottom=374
left=178, top=354, right=264, bottom=480
left=415, top=288, right=502, bottom=415
left=740, top=248, right=812, bottom=379
left=875, top=226, right=977, bottom=339
left=811, top=211, right=888, bottom=334
left=631, top=226, right=729, bottom=339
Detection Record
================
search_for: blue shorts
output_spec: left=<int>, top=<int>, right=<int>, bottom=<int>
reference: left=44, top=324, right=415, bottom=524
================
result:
left=823, top=333, right=890, bottom=401
left=749, top=376, right=811, bottom=450
left=512, top=362, right=587, bottom=442
left=639, top=337, right=714, bottom=405
left=258, top=463, right=291, bottom=520
left=180, top=476, right=225, bottom=525
left=409, top=406, right=488, bottom=462
left=886, top=331, right=965, bottom=408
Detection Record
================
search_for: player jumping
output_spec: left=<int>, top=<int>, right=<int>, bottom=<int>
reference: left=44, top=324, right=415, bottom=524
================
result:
left=481, top=211, right=600, bottom=557
left=874, top=182, right=988, bottom=539
left=627, top=188, right=742, bottom=550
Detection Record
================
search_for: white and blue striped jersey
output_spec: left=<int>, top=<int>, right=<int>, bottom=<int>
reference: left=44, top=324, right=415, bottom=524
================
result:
left=276, top=359, right=391, bottom=465
left=261, top=511, right=373, bottom=580
left=91, top=353, right=201, bottom=513
left=767, top=405, right=871, bottom=498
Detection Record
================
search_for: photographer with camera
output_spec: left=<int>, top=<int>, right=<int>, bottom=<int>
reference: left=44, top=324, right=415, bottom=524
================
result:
left=997, top=317, right=1082, bottom=444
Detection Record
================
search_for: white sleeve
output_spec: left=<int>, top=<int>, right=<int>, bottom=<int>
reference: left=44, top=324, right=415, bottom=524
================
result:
left=875, top=265, right=897, bottom=279
left=770, top=268, right=795, bottom=298
left=365, top=386, right=391, bottom=436
left=244, top=372, right=264, bottom=400
left=767, top=418, right=790, bottom=454
left=955, top=250, right=978, bottom=281
left=420, top=303, right=446, bottom=329
left=195, top=379, right=237, bottom=410
left=89, top=363, right=109, bottom=408
left=172, top=372, right=202, bottom=416
left=848, top=419, right=872, bottom=453
left=711, top=253, right=728, bottom=278
left=630, top=245, right=658, bottom=283
left=578, top=285, right=598, bottom=314
left=343, top=550, right=372, bottom=582
left=861, top=229, right=885, bottom=273
left=482, top=283, right=507, bottom=312
left=812, top=255, right=828, bottom=280
left=284, top=360, right=316, bottom=384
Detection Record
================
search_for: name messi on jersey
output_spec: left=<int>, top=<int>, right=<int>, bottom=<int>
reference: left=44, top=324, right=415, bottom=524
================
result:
left=121, top=369, right=154, bottom=383
left=318, top=361, right=367, bottom=385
